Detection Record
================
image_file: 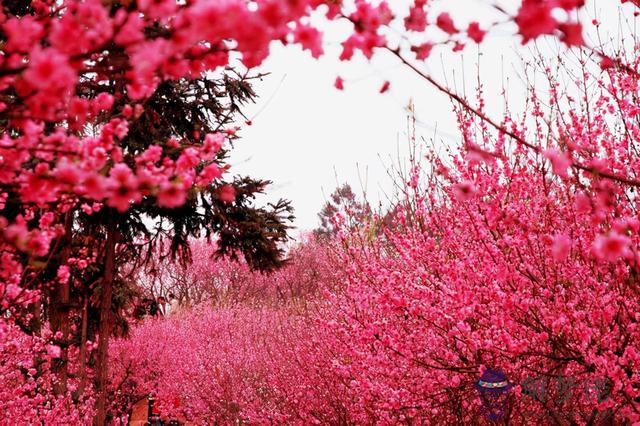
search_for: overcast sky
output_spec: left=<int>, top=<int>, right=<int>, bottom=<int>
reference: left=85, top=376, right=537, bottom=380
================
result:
left=227, top=1, right=629, bottom=235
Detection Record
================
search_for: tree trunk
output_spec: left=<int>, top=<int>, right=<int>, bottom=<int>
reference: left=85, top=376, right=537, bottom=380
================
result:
left=31, top=298, right=42, bottom=335
left=95, top=220, right=117, bottom=425
left=77, top=292, right=89, bottom=398
left=50, top=278, right=70, bottom=394
left=50, top=211, right=74, bottom=395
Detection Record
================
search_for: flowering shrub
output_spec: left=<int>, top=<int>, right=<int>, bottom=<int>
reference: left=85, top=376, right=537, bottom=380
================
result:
left=324, top=164, right=640, bottom=421
left=319, top=51, right=640, bottom=425
left=110, top=306, right=350, bottom=424
left=137, top=235, right=333, bottom=306
left=0, top=0, right=600, bottom=311
left=0, top=321, right=94, bottom=423
left=2, top=0, right=638, bottom=423
left=111, top=27, right=640, bottom=422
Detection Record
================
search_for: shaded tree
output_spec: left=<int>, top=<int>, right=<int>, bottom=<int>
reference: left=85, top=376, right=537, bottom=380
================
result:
left=314, top=184, right=371, bottom=239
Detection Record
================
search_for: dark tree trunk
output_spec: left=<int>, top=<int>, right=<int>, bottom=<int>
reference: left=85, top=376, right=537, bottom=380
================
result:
left=30, top=298, right=42, bottom=335
left=49, top=278, right=70, bottom=394
left=95, top=221, right=117, bottom=425
left=50, top=211, right=74, bottom=395
left=77, top=292, right=89, bottom=398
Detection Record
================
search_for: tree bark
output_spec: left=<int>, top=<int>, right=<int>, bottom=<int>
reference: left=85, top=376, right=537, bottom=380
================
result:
left=50, top=211, right=74, bottom=395
left=31, top=298, right=42, bottom=335
left=77, top=292, right=89, bottom=398
left=95, top=220, right=117, bottom=425
left=50, top=278, right=70, bottom=394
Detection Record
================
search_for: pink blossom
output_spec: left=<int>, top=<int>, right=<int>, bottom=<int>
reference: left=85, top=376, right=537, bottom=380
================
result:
left=24, top=47, right=77, bottom=92
left=575, top=192, right=591, bottom=214
left=4, top=16, right=44, bottom=52
left=436, top=13, right=457, bottom=35
left=176, top=148, right=200, bottom=172
left=114, top=11, right=145, bottom=46
left=5, top=284, right=22, bottom=300
left=56, top=266, right=71, bottom=284
left=80, top=174, right=108, bottom=200
left=94, top=93, right=114, bottom=112
left=411, top=43, right=434, bottom=60
left=559, top=23, right=584, bottom=46
left=0, top=1, right=634, bottom=423
left=203, top=133, right=225, bottom=157
left=49, top=0, right=113, bottom=55
left=197, top=164, right=223, bottom=186
left=293, top=24, right=324, bottom=58
left=46, top=344, right=61, bottom=359
left=453, top=180, right=477, bottom=201
left=39, top=212, right=55, bottom=228
left=467, top=22, right=486, bottom=43
left=27, top=232, right=51, bottom=257
left=404, top=5, right=427, bottom=32
left=69, top=97, right=90, bottom=127
left=218, top=185, right=236, bottom=203
left=551, top=234, right=572, bottom=261
left=593, top=233, right=631, bottom=262
left=106, top=164, right=141, bottom=212
left=53, top=159, right=83, bottom=185
left=544, top=149, right=572, bottom=178
left=516, top=0, right=558, bottom=43
left=157, top=182, right=187, bottom=208
left=138, top=145, right=163, bottom=164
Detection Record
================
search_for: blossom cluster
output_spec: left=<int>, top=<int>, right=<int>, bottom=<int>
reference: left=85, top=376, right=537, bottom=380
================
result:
left=0, top=322, right=95, bottom=422
left=112, top=37, right=640, bottom=423
left=2, top=0, right=634, bottom=423
left=109, top=306, right=348, bottom=424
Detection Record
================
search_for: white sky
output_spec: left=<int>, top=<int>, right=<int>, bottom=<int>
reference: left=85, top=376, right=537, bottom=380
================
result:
left=228, top=1, right=631, bottom=234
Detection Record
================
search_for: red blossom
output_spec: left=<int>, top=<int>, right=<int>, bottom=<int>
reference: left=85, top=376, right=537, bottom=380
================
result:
left=559, top=22, right=585, bottom=46
left=436, top=12, right=457, bottom=35
left=404, top=5, right=427, bottom=32
left=218, top=184, right=236, bottom=203
left=157, top=182, right=187, bottom=208
left=600, top=56, right=615, bottom=70
left=467, top=22, right=486, bottom=43
left=411, top=42, right=434, bottom=60
left=544, top=149, right=572, bottom=177
left=293, top=24, right=324, bottom=58
left=0, top=1, right=638, bottom=423
left=516, top=0, right=558, bottom=43
left=46, top=345, right=61, bottom=359
left=593, top=233, right=631, bottom=262
left=453, top=180, right=477, bottom=201
left=554, top=0, right=586, bottom=10
left=4, top=16, right=44, bottom=52
left=551, top=234, right=572, bottom=261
